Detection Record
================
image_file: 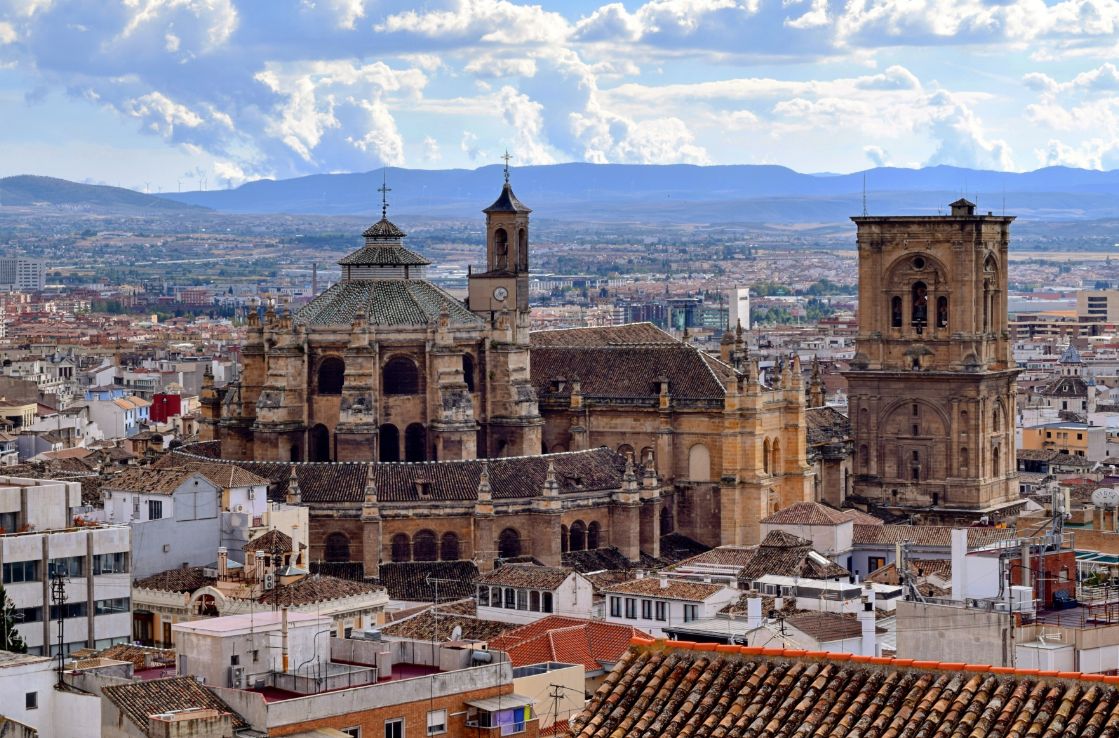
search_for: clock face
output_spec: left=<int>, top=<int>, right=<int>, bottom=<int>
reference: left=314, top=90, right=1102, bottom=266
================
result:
left=493, top=286, right=509, bottom=302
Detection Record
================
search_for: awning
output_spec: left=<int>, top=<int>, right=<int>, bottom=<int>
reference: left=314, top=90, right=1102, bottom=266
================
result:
left=465, top=694, right=535, bottom=712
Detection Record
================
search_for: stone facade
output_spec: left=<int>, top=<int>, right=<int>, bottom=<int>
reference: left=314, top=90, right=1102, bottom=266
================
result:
left=845, top=198, right=1021, bottom=523
left=197, top=176, right=814, bottom=568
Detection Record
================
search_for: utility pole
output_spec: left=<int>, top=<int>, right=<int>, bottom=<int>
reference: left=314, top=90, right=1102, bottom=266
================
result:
left=50, top=564, right=69, bottom=685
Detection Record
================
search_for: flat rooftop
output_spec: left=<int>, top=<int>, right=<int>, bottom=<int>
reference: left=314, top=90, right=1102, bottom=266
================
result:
left=172, top=611, right=330, bottom=635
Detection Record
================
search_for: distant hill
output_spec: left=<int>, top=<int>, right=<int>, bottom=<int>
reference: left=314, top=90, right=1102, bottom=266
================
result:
left=0, top=175, right=205, bottom=213
left=156, top=163, right=1119, bottom=223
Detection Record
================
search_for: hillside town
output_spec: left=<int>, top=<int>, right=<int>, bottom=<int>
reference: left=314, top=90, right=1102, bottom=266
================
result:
left=2, top=171, right=1119, bottom=738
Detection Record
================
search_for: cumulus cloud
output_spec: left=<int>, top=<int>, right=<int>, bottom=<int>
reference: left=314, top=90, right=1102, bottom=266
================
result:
left=864, top=145, right=889, bottom=166
left=923, top=91, right=1013, bottom=170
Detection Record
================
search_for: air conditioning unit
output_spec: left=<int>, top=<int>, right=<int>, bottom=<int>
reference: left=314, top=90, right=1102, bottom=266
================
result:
left=263, top=573, right=275, bottom=591
left=235, top=505, right=244, bottom=513
left=228, top=666, right=244, bottom=688
left=362, top=628, right=381, bottom=641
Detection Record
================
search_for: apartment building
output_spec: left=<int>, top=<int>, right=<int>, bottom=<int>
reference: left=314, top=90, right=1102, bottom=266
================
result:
left=0, top=475, right=131, bottom=655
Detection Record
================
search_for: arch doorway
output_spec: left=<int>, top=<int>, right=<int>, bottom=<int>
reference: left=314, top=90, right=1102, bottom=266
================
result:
left=498, top=528, right=522, bottom=559
left=317, top=356, right=345, bottom=395
left=405, top=423, right=427, bottom=462
left=324, top=532, right=350, bottom=562
left=309, top=424, right=331, bottom=462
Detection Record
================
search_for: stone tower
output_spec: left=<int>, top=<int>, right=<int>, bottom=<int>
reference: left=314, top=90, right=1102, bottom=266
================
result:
left=467, top=167, right=543, bottom=457
left=845, top=198, right=1021, bottom=523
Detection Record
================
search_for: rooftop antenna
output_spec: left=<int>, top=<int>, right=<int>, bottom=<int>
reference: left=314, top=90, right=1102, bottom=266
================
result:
left=378, top=168, right=391, bottom=220
left=862, top=174, right=868, bottom=217
left=501, top=149, right=513, bottom=184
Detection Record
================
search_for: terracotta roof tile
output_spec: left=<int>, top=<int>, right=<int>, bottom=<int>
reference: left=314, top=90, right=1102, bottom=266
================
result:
left=257, top=573, right=383, bottom=607
left=103, top=467, right=202, bottom=495
left=761, top=501, right=857, bottom=526
left=102, top=676, right=247, bottom=733
left=852, top=524, right=1017, bottom=548
left=604, top=577, right=728, bottom=602
left=380, top=606, right=513, bottom=641
left=488, top=616, right=651, bottom=671
left=479, top=564, right=575, bottom=590
left=377, top=561, right=479, bottom=601
left=737, top=530, right=849, bottom=583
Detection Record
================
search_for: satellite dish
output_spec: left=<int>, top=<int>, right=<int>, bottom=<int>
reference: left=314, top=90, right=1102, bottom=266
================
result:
left=450, top=625, right=463, bottom=641
left=1092, top=487, right=1119, bottom=509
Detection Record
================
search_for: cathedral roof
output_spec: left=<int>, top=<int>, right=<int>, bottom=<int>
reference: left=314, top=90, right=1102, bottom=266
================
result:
left=1039, top=374, right=1088, bottom=398
left=337, top=244, right=431, bottom=267
left=483, top=182, right=532, bottom=214
left=361, top=217, right=407, bottom=239
left=292, top=279, right=481, bottom=327
left=1060, top=343, right=1084, bottom=364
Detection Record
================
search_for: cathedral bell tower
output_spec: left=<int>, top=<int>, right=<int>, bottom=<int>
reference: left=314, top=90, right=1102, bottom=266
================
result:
left=467, top=154, right=543, bottom=457
left=845, top=198, right=1021, bottom=524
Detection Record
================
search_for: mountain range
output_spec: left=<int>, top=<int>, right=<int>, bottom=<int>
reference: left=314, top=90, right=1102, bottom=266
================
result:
left=6, top=165, right=1119, bottom=223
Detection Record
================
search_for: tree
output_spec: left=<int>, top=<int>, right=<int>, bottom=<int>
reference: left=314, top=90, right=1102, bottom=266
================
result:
left=0, top=584, right=26, bottom=653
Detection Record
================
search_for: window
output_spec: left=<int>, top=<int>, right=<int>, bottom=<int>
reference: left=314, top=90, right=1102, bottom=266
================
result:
left=891, top=296, right=902, bottom=327
left=542, top=592, right=553, bottom=613
left=148, top=499, right=163, bottom=520
left=325, top=532, right=351, bottom=563
left=504, top=588, right=515, bottom=609
left=529, top=591, right=540, bottom=612
left=25, top=692, right=36, bottom=710
left=49, top=556, right=83, bottom=578
left=516, top=589, right=528, bottom=611
left=867, top=556, right=886, bottom=572
left=49, top=601, right=88, bottom=620
left=478, top=586, right=489, bottom=606
left=383, top=357, right=420, bottom=395
left=2, top=560, right=39, bottom=584
left=342, top=729, right=361, bottom=738
left=94, top=597, right=129, bottom=615
left=0, top=511, right=16, bottom=532
left=93, top=552, right=128, bottom=575
left=317, top=357, right=345, bottom=395
left=230, top=654, right=240, bottom=666
left=655, top=601, right=666, bottom=621
left=17, top=606, right=42, bottom=623
left=610, top=596, right=621, bottom=618
left=624, top=598, right=636, bottom=619
left=427, top=709, right=447, bottom=735
left=683, top=604, right=698, bottom=622
left=641, top=600, right=652, bottom=619
left=385, top=718, right=404, bottom=738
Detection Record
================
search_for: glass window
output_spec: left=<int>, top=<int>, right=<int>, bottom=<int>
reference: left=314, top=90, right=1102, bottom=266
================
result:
left=683, top=604, right=698, bottom=622
left=655, top=601, right=666, bottom=622
left=0, top=511, right=16, bottom=533
left=25, top=692, right=36, bottom=710
left=610, top=596, right=621, bottom=618
left=529, top=591, right=540, bottom=612
left=49, top=601, right=88, bottom=620
left=427, top=709, right=447, bottom=735
left=624, top=598, right=636, bottom=619
left=516, top=589, right=527, bottom=611
left=542, top=592, right=553, bottom=613
left=641, top=600, right=652, bottom=619
left=50, top=556, right=83, bottom=579
left=93, top=552, right=128, bottom=575
left=17, top=606, right=42, bottom=623
left=94, top=598, right=129, bottom=615
left=2, top=560, right=40, bottom=584
left=148, top=500, right=163, bottom=520
left=342, top=729, right=361, bottom=738
left=503, top=588, right=515, bottom=609
left=478, top=587, right=489, bottom=607
left=385, top=718, right=404, bottom=738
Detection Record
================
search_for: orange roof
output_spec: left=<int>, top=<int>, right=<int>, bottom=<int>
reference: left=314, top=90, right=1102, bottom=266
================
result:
left=488, top=616, right=651, bottom=672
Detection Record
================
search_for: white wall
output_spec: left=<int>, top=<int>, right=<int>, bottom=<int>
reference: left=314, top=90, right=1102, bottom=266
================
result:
left=0, top=655, right=101, bottom=738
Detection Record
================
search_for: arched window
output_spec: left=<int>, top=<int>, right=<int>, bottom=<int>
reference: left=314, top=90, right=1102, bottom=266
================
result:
left=462, top=354, right=476, bottom=393
left=771, top=439, right=781, bottom=476
left=660, top=506, right=673, bottom=535
left=688, top=443, right=711, bottom=481
left=911, top=450, right=920, bottom=481
left=391, top=533, right=410, bottom=562
left=317, top=357, right=345, bottom=395
left=763, top=439, right=771, bottom=474
left=405, top=423, right=426, bottom=462
left=383, top=357, right=420, bottom=395
left=911, top=281, right=928, bottom=328
left=379, top=424, right=400, bottom=462
left=859, top=444, right=869, bottom=472
left=570, top=521, right=586, bottom=552
left=440, top=532, right=460, bottom=561
left=413, top=530, right=437, bottom=562
left=640, top=447, right=655, bottom=465
left=560, top=525, right=569, bottom=553
left=290, top=445, right=301, bottom=462
left=309, top=424, right=330, bottom=462
left=993, top=407, right=1001, bottom=432
left=960, top=447, right=970, bottom=474
left=587, top=521, right=601, bottom=549
left=891, top=296, right=903, bottom=328
left=617, top=444, right=634, bottom=460
left=498, top=528, right=521, bottom=559
left=993, top=446, right=1000, bottom=475
left=324, top=532, right=350, bottom=562
left=493, top=227, right=509, bottom=269
left=517, top=228, right=528, bottom=271
left=936, top=296, right=948, bottom=328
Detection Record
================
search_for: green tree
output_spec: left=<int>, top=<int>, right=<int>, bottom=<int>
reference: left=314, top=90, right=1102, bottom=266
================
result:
left=0, top=584, right=26, bottom=653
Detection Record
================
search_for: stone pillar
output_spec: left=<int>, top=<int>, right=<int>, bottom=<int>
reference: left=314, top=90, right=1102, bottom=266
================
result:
left=531, top=462, right=563, bottom=567
left=610, top=458, right=642, bottom=562
left=473, top=462, right=496, bottom=572
left=361, top=469, right=382, bottom=575
left=639, top=462, right=662, bottom=559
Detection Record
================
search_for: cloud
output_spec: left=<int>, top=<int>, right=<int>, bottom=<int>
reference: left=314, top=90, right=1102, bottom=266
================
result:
left=923, top=91, right=1013, bottom=170
left=496, top=85, right=556, bottom=164
left=0, top=21, right=16, bottom=44
left=864, top=145, right=889, bottom=166
left=376, top=0, right=570, bottom=45
left=423, top=135, right=441, bottom=162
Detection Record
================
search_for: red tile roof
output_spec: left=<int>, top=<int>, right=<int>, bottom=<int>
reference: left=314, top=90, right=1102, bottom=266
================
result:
left=488, top=616, right=652, bottom=671
left=570, top=641, right=1119, bottom=738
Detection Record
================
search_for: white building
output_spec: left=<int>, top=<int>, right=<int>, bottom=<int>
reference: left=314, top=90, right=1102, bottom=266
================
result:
left=0, top=475, right=132, bottom=655
left=603, top=575, right=739, bottom=638
left=85, top=395, right=150, bottom=439
left=0, top=650, right=101, bottom=737
left=0, top=258, right=46, bottom=292
left=476, top=564, right=594, bottom=624
left=728, top=286, right=751, bottom=331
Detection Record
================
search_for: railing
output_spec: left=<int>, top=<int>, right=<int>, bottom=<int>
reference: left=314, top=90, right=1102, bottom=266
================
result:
left=271, top=663, right=377, bottom=695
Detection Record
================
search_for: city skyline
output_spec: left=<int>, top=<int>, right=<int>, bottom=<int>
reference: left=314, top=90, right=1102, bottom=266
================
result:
left=1, top=0, right=1118, bottom=192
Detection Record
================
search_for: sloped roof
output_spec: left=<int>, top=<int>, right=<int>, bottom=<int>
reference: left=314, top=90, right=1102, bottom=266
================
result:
left=257, top=574, right=383, bottom=607
left=852, top=524, right=1017, bottom=548
left=244, top=529, right=294, bottom=554
left=380, top=606, right=512, bottom=641
left=102, top=677, right=247, bottom=733
left=571, top=643, right=1119, bottom=738
left=103, top=467, right=203, bottom=495
left=531, top=323, right=678, bottom=348
left=360, top=217, right=407, bottom=240
left=1039, top=375, right=1088, bottom=398
left=293, top=279, right=481, bottom=328
left=488, top=615, right=651, bottom=670
left=478, top=563, right=575, bottom=590
left=805, top=406, right=850, bottom=445
left=785, top=611, right=885, bottom=642
left=483, top=182, right=531, bottom=213
left=378, top=560, right=479, bottom=601
left=603, top=577, right=728, bottom=602
left=737, top=530, right=849, bottom=583
left=761, top=501, right=855, bottom=526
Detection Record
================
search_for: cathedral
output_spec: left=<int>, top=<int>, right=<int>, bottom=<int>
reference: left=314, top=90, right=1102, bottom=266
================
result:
left=192, top=172, right=814, bottom=570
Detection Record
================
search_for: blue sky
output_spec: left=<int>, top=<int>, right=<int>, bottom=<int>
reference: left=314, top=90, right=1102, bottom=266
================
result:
left=1, top=0, right=1118, bottom=191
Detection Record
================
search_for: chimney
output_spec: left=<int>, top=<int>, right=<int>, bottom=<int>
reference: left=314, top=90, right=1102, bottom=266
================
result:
left=746, top=597, right=763, bottom=630
left=217, top=547, right=228, bottom=578
left=659, top=576, right=669, bottom=590
left=950, top=528, right=968, bottom=600
left=858, top=601, right=876, bottom=656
